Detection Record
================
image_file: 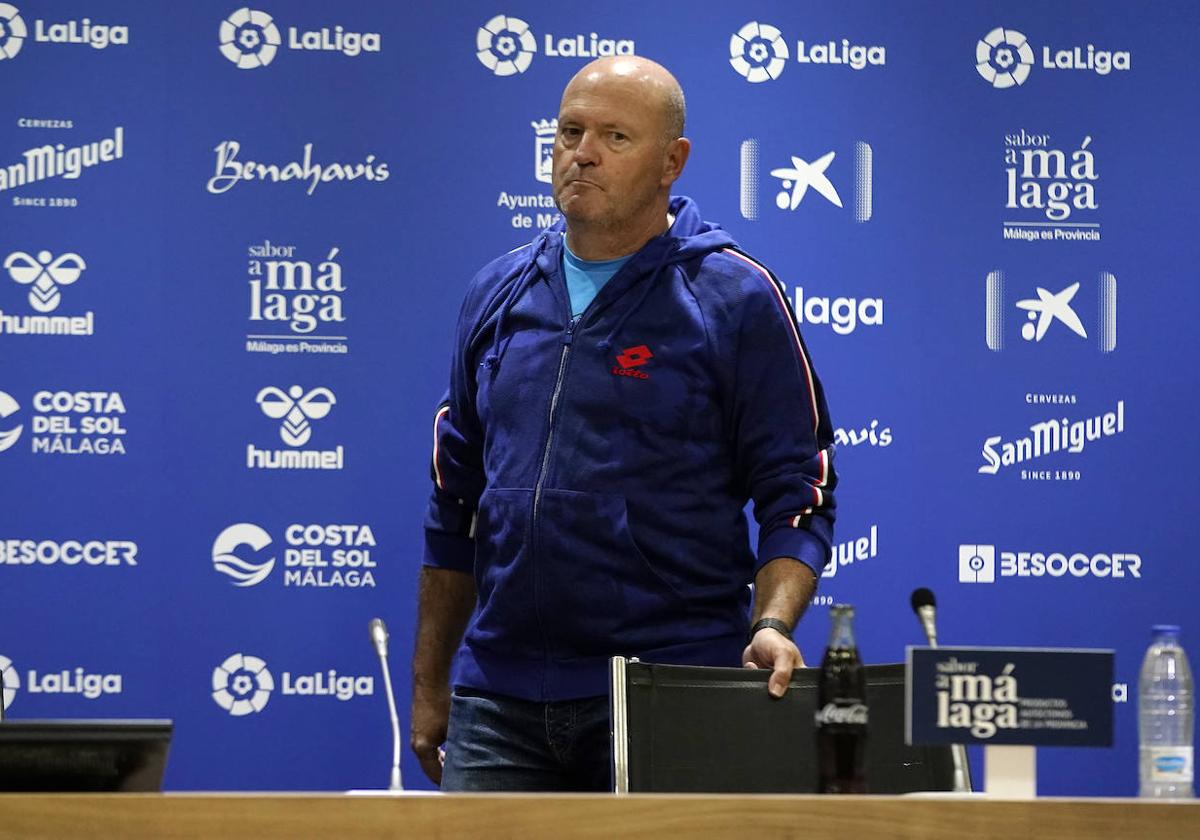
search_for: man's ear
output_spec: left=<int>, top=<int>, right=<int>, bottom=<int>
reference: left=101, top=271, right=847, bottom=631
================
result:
left=661, top=137, right=691, bottom=187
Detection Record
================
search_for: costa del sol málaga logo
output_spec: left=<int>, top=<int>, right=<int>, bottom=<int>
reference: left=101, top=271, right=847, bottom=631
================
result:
left=729, top=21, right=788, bottom=83
left=476, top=14, right=535, bottom=76
left=0, top=4, right=26, bottom=60
left=212, top=653, right=273, bottom=716
left=212, top=523, right=274, bottom=587
left=219, top=7, right=281, bottom=69
left=976, top=27, right=1034, bottom=88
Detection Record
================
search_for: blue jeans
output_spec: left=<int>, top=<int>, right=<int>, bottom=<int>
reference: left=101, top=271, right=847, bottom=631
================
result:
left=440, top=687, right=611, bottom=792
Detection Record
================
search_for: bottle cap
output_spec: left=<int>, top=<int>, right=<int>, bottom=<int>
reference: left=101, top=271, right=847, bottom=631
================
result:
left=1152, top=624, right=1181, bottom=636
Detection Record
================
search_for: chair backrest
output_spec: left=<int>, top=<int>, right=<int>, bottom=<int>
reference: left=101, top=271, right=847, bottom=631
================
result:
left=610, top=658, right=955, bottom=793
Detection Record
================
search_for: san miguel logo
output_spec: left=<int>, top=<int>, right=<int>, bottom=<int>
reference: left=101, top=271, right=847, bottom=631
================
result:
left=611, top=344, right=653, bottom=379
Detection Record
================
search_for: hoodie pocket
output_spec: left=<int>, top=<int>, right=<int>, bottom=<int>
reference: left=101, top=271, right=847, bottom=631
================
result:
left=468, top=487, right=543, bottom=657
left=537, top=488, right=685, bottom=657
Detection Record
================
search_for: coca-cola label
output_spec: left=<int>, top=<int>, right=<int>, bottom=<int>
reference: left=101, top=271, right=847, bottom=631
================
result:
left=815, top=702, right=868, bottom=726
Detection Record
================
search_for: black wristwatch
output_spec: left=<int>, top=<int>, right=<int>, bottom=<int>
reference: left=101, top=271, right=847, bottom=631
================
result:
left=748, top=617, right=793, bottom=643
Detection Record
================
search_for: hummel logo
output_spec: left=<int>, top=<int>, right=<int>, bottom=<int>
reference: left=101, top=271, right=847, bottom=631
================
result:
left=612, top=344, right=653, bottom=380
left=4, top=251, right=86, bottom=313
left=255, top=385, right=335, bottom=447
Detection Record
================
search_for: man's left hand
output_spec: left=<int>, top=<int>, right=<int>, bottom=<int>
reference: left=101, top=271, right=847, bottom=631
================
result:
left=742, top=628, right=805, bottom=698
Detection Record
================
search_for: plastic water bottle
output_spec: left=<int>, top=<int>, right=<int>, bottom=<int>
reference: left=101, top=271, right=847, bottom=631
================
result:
left=1139, top=625, right=1194, bottom=798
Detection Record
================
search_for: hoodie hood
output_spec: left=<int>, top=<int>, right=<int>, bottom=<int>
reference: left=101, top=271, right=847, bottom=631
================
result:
left=484, top=195, right=736, bottom=370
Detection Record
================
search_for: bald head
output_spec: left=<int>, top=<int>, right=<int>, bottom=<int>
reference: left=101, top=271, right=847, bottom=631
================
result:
left=562, top=56, right=686, bottom=145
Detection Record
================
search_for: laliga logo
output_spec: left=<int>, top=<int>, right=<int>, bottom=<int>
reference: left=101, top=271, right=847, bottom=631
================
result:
left=219, top=7, right=281, bottom=69
left=212, top=523, right=274, bottom=587
left=0, top=4, right=26, bottom=60
left=976, top=27, right=1034, bottom=88
left=477, top=14, right=535, bottom=76
left=4, top=251, right=85, bottom=313
left=256, top=385, right=334, bottom=447
left=0, top=655, right=17, bottom=711
left=0, top=390, right=22, bottom=452
left=212, top=653, right=273, bottom=716
left=729, top=21, right=788, bottom=83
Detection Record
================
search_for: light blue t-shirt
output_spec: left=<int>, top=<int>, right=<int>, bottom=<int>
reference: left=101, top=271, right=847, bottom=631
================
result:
left=562, top=240, right=633, bottom=319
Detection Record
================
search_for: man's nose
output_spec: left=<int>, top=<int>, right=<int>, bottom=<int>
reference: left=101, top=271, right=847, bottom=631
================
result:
left=572, top=130, right=600, bottom=166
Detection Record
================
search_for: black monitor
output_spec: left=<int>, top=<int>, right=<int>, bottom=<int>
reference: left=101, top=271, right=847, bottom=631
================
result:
left=0, top=720, right=173, bottom=792
left=611, top=660, right=955, bottom=793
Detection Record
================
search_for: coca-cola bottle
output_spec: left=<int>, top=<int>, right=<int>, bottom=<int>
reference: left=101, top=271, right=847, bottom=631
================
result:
left=815, top=603, right=868, bottom=793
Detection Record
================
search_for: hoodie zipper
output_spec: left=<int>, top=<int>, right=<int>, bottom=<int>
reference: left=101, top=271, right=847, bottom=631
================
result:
left=532, top=319, right=575, bottom=531
left=530, top=317, right=575, bottom=691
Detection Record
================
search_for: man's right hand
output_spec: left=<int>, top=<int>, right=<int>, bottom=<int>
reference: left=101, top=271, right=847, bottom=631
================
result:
left=411, top=684, right=451, bottom=785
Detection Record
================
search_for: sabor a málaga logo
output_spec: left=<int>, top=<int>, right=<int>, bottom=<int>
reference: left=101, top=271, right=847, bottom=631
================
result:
left=212, top=653, right=273, bottom=716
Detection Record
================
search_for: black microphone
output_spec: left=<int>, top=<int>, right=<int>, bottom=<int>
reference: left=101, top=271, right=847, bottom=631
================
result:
left=369, top=618, right=403, bottom=791
left=910, top=587, right=938, bottom=647
left=908, top=587, right=972, bottom=793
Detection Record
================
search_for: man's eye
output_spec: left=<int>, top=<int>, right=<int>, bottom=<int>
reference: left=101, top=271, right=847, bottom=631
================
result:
left=611, top=132, right=627, bottom=142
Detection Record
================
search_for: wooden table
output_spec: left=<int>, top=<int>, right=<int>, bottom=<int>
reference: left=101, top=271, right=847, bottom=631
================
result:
left=1, top=793, right=1197, bottom=839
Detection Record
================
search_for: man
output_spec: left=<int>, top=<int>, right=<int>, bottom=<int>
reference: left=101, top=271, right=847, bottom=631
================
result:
left=412, top=56, right=837, bottom=792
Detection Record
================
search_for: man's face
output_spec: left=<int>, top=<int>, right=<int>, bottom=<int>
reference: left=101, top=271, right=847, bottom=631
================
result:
left=552, top=74, right=670, bottom=230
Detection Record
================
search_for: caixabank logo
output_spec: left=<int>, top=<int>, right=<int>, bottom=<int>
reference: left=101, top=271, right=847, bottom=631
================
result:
left=975, top=27, right=1129, bottom=89
left=212, top=652, right=373, bottom=717
left=985, top=271, right=1116, bottom=353
left=1, top=250, right=93, bottom=336
left=474, top=13, right=634, bottom=76
left=245, top=241, right=347, bottom=355
left=0, top=4, right=129, bottom=62
left=212, top=521, right=378, bottom=589
left=729, top=20, right=885, bottom=83
left=958, top=543, right=1141, bottom=584
left=218, top=7, right=380, bottom=70
left=0, top=388, right=128, bottom=456
left=246, top=385, right=343, bottom=470
left=0, top=654, right=123, bottom=713
left=739, top=138, right=872, bottom=224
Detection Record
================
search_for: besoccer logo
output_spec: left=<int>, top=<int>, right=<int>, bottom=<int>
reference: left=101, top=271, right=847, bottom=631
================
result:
left=0, top=4, right=26, bottom=60
left=256, top=386, right=335, bottom=447
left=0, top=655, right=17, bottom=711
left=4, top=251, right=86, bottom=313
left=476, top=14, right=535, bottom=76
left=729, top=21, right=788, bottom=83
left=959, top=544, right=996, bottom=583
left=212, top=523, right=274, bottom=587
left=212, top=653, right=273, bottom=716
left=0, top=391, right=22, bottom=453
left=219, top=7, right=281, bottom=69
left=976, top=27, right=1034, bottom=89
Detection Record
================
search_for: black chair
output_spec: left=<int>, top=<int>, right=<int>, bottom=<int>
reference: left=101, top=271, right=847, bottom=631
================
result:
left=610, top=658, right=954, bottom=793
left=0, top=720, right=173, bottom=792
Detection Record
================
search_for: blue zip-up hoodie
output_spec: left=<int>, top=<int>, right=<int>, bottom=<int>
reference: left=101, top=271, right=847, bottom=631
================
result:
left=425, top=196, right=837, bottom=701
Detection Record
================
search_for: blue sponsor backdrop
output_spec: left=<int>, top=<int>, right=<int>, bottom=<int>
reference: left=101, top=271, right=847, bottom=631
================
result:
left=1, top=0, right=1197, bottom=795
